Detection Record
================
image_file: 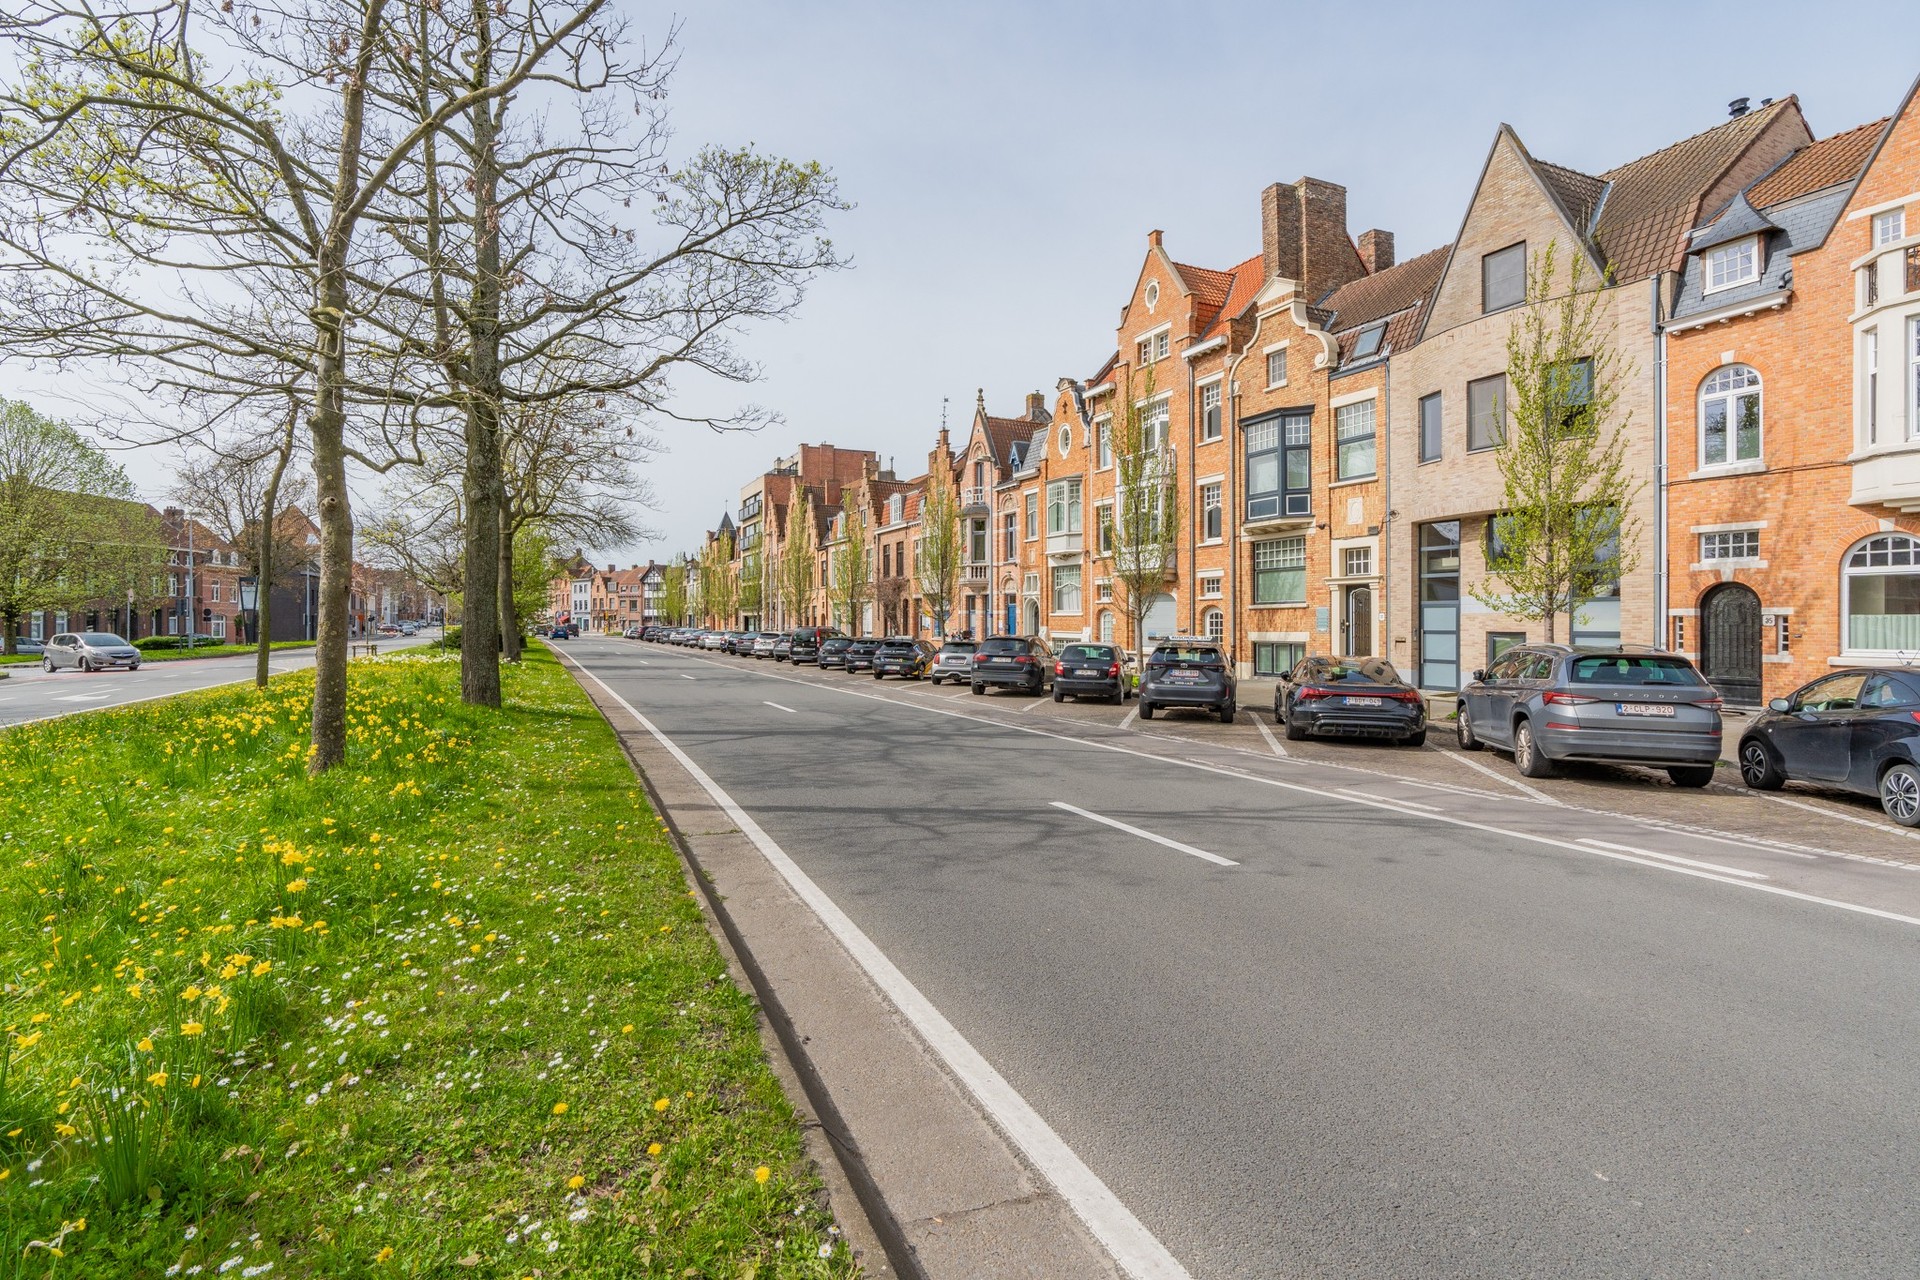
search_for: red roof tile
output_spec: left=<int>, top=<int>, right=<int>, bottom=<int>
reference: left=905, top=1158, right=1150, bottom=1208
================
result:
left=1747, top=117, right=1886, bottom=208
left=1320, top=245, right=1449, bottom=333
left=1197, top=255, right=1265, bottom=340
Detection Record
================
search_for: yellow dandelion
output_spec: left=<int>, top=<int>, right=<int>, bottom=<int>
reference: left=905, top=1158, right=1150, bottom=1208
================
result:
left=653, top=1097, right=669, bottom=1112
left=551, top=1102, right=568, bottom=1115
left=754, top=1166, right=771, bottom=1184
left=13, top=1031, right=42, bottom=1049
left=374, top=1246, right=394, bottom=1263
left=647, top=1142, right=663, bottom=1156
left=621, top=1024, right=634, bottom=1035
left=180, top=1021, right=204, bottom=1037
left=566, top=1175, right=585, bottom=1190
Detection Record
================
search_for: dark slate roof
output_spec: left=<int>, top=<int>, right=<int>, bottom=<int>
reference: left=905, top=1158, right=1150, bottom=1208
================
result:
left=1669, top=185, right=1850, bottom=320
left=1689, top=192, right=1780, bottom=253
left=1747, top=117, right=1886, bottom=206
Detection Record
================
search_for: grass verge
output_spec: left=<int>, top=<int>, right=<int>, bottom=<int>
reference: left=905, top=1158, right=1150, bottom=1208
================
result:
left=142, top=642, right=318, bottom=664
left=0, top=645, right=853, bottom=1277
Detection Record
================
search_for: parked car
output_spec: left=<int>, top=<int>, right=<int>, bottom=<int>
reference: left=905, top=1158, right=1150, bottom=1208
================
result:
left=772, top=633, right=794, bottom=662
left=817, top=635, right=854, bottom=669
left=928, top=640, right=977, bottom=686
left=1051, top=642, right=1130, bottom=704
left=788, top=626, right=843, bottom=665
left=1737, top=669, right=1920, bottom=825
left=42, top=632, right=141, bottom=673
left=1457, top=645, right=1723, bottom=786
left=721, top=630, right=752, bottom=654
left=622, top=625, right=643, bottom=639
left=1277, top=656, right=1426, bottom=745
left=399, top=622, right=418, bottom=635
left=700, top=631, right=728, bottom=650
left=970, top=636, right=1053, bottom=695
left=842, top=638, right=881, bottom=673
left=750, top=631, right=782, bottom=659
left=873, top=637, right=935, bottom=679
left=1138, top=637, right=1235, bottom=722
left=9, top=637, right=45, bottom=656
left=376, top=622, right=401, bottom=636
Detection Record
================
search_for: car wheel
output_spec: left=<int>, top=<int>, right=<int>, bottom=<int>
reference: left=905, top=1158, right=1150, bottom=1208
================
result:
left=1110, top=689, right=1124, bottom=706
left=1456, top=705, right=1484, bottom=752
left=130, top=661, right=140, bottom=672
left=43, top=658, right=54, bottom=673
left=1512, top=719, right=1555, bottom=778
left=1218, top=701, right=1235, bottom=724
left=872, top=671, right=882, bottom=680
left=1402, top=728, right=1427, bottom=747
left=1052, top=688, right=1063, bottom=703
left=1283, top=712, right=1307, bottom=742
left=1880, top=763, right=1920, bottom=827
left=1139, top=702, right=1154, bottom=720
left=971, top=683, right=984, bottom=696
left=930, top=677, right=942, bottom=686
left=1667, top=764, right=1716, bottom=788
left=1738, top=738, right=1785, bottom=790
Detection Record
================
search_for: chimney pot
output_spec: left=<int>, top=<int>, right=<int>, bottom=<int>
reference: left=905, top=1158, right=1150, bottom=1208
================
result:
left=1357, top=229, right=1395, bottom=274
left=1147, top=229, right=1163, bottom=248
left=1728, top=97, right=1751, bottom=117
left=1026, top=391, right=1047, bottom=421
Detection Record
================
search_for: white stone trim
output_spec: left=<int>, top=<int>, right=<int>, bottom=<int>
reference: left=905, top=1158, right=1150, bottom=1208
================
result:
left=1689, top=519, right=1769, bottom=533
left=1849, top=192, right=1920, bottom=222
left=1328, top=387, right=1378, bottom=410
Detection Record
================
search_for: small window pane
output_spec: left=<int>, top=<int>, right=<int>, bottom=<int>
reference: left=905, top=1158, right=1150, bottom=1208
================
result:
left=1467, top=375, right=1506, bottom=450
left=1482, top=242, right=1526, bottom=312
left=1267, top=348, right=1288, bottom=386
left=1419, top=392, right=1442, bottom=462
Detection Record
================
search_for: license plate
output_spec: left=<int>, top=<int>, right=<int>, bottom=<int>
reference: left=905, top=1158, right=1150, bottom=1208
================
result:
left=991, top=656, right=1011, bottom=664
left=1345, top=696, right=1383, bottom=707
left=1618, top=703, right=1676, bottom=717
left=1165, top=673, right=1198, bottom=684
left=1076, top=668, right=1102, bottom=677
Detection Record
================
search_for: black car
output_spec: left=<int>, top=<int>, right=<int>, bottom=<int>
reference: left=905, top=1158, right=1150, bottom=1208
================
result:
left=843, top=638, right=881, bottom=673
left=1737, top=668, right=1920, bottom=825
left=1052, top=642, right=1129, bottom=704
left=817, top=635, right=854, bottom=669
left=1278, top=656, right=1427, bottom=745
left=788, top=626, right=842, bottom=665
left=971, top=636, right=1053, bottom=695
left=1139, top=638, right=1235, bottom=722
left=772, top=633, right=794, bottom=662
left=874, top=637, right=935, bottom=679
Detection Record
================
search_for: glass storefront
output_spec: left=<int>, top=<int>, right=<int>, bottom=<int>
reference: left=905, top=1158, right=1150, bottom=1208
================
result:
left=1419, top=521, right=1461, bottom=690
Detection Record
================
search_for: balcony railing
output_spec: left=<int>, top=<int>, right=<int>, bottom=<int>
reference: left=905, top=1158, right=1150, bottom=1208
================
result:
left=1909, top=247, right=1920, bottom=295
left=962, top=562, right=989, bottom=583
left=962, top=486, right=989, bottom=509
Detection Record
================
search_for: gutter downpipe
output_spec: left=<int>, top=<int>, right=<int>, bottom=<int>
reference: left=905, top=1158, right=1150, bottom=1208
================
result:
left=1381, top=354, right=1392, bottom=676
left=1223, top=307, right=1264, bottom=680
left=1187, top=352, right=1197, bottom=636
left=1653, top=278, right=1669, bottom=649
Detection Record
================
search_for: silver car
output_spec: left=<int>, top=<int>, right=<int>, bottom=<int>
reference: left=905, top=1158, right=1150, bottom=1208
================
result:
left=749, top=631, right=782, bottom=659
left=43, top=632, right=142, bottom=673
left=927, top=640, right=977, bottom=685
left=1457, top=645, right=1722, bottom=786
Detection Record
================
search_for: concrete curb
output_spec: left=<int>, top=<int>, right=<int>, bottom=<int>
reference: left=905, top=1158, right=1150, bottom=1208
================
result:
left=566, top=663, right=1124, bottom=1280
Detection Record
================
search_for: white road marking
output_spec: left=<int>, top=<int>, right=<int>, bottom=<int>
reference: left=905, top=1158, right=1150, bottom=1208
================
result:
left=52, top=693, right=112, bottom=702
left=1020, top=694, right=1051, bottom=713
left=1756, top=790, right=1920, bottom=842
left=1049, top=801, right=1238, bottom=867
left=1426, top=741, right=1560, bottom=804
left=1253, top=715, right=1289, bottom=757
left=679, top=673, right=696, bottom=681
left=946, top=690, right=972, bottom=700
left=763, top=701, right=797, bottom=714
left=1646, top=825, right=1819, bottom=861
left=1339, top=788, right=1439, bottom=812
left=1119, top=708, right=1138, bottom=730
left=1579, top=839, right=1768, bottom=881
left=624, top=649, right=1920, bottom=929
left=553, top=653, right=1194, bottom=1280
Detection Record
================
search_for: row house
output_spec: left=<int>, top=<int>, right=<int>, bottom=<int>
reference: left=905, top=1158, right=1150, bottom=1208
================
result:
left=1662, top=75, right=1920, bottom=704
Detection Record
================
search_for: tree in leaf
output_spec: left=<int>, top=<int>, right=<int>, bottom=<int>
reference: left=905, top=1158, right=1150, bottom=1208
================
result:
left=699, top=532, right=739, bottom=629
left=778, top=490, right=818, bottom=628
left=660, top=554, right=690, bottom=626
left=1108, top=367, right=1178, bottom=670
left=829, top=502, right=872, bottom=635
left=1470, top=243, right=1641, bottom=642
left=915, top=466, right=963, bottom=639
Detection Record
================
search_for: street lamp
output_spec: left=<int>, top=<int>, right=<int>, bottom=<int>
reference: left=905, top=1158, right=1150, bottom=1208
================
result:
left=125, top=587, right=134, bottom=640
left=239, top=577, right=258, bottom=644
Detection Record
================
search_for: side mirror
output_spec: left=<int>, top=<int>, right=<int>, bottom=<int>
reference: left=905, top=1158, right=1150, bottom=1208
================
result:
left=1278, top=672, right=1292, bottom=683
left=1768, top=698, right=1791, bottom=713
left=1469, top=669, right=1487, bottom=684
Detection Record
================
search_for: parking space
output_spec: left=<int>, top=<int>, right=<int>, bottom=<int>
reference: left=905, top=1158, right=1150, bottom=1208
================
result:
left=632, top=638, right=1920, bottom=869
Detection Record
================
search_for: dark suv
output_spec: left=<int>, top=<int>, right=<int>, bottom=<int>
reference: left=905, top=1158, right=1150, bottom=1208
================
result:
left=1139, top=638, right=1236, bottom=722
left=1052, top=642, right=1129, bottom=704
left=874, top=637, right=935, bottom=680
left=971, top=636, right=1053, bottom=695
left=842, top=638, right=881, bottom=673
left=788, top=626, right=843, bottom=665
left=817, top=635, right=853, bottom=669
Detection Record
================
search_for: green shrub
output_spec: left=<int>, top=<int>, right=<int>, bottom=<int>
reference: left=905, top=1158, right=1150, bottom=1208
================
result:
left=134, top=636, right=184, bottom=652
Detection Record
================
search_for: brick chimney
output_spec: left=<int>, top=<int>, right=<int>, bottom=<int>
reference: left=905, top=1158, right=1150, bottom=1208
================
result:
left=1147, top=229, right=1163, bottom=249
left=1299, top=177, right=1364, bottom=300
left=1357, top=229, right=1395, bottom=274
left=1026, top=391, right=1048, bottom=421
left=1261, top=182, right=1302, bottom=282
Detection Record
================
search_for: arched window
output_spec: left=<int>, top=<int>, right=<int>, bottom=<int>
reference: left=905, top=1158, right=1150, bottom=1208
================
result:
left=1099, top=611, right=1115, bottom=643
left=1844, top=534, right=1920, bottom=653
left=1700, top=365, right=1762, bottom=467
left=1203, top=608, right=1225, bottom=642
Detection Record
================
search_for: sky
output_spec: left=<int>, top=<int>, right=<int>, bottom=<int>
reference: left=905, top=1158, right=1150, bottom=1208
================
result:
left=4, top=1, right=1914, bottom=568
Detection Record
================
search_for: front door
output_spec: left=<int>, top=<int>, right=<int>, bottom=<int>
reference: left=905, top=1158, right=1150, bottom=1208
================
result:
left=1344, top=585, right=1374, bottom=657
left=1700, top=584, right=1762, bottom=707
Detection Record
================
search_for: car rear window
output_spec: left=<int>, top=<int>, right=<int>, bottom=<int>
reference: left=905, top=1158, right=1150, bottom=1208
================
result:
left=979, top=638, right=1028, bottom=655
left=879, top=640, right=916, bottom=652
left=938, top=642, right=977, bottom=656
left=1060, top=645, right=1116, bottom=662
left=1568, top=655, right=1706, bottom=686
left=1306, top=659, right=1402, bottom=684
left=1150, top=644, right=1222, bottom=666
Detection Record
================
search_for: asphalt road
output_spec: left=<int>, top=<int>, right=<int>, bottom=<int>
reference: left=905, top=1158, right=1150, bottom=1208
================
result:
left=0, top=635, right=434, bottom=728
left=559, top=635, right=1920, bottom=1280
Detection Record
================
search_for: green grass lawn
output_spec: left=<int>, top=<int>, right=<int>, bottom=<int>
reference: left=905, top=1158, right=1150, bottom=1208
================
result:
left=0, top=646, right=853, bottom=1277
left=142, top=642, right=318, bottom=663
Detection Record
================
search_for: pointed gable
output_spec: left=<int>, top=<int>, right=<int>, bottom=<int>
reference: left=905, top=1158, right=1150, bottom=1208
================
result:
left=1839, top=72, right=1920, bottom=227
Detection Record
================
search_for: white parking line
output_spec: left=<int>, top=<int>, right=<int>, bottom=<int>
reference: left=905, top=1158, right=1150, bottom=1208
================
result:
left=1579, top=839, right=1768, bottom=881
left=679, top=673, right=696, bottom=681
left=1253, top=715, right=1290, bottom=758
left=1049, top=801, right=1238, bottom=867
left=763, top=701, right=797, bottom=714
left=558, top=657, right=1195, bottom=1280
left=1339, top=788, right=1439, bottom=812
left=1756, top=790, right=1920, bottom=842
left=1426, top=741, right=1559, bottom=804
left=1020, top=695, right=1051, bottom=713
left=1119, top=708, right=1138, bottom=731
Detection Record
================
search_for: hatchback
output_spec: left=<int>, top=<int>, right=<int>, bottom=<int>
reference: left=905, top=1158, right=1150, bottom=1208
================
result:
left=788, top=626, right=843, bottom=665
left=1052, top=643, right=1130, bottom=704
left=928, top=640, right=977, bottom=686
left=1278, top=656, right=1426, bottom=745
left=971, top=636, right=1053, bottom=695
left=43, top=632, right=141, bottom=673
left=842, top=638, right=881, bottom=673
left=1458, top=646, right=1722, bottom=786
left=1737, top=668, right=1920, bottom=825
left=873, top=637, right=935, bottom=679
left=817, top=635, right=854, bottom=669
left=1139, top=638, right=1235, bottom=721
left=772, top=633, right=794, bottom=662
left=749, top=631, right=782, bottom=659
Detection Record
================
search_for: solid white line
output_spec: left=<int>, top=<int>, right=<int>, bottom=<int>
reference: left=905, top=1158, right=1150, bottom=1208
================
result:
left=679, top=673, right=696, bottom=681
left=1118, top=708, right=1138, bottom=731
left=1755, top=790, right=1920, bottom=842
left=1049, top=800, right=1238, bottom=867
left=621, top=649, right=1920, bottom=932
left=1426, top=741, right=1560, bottom=805
left=552, top=652, right=1193, bottom=1280
left=1339, top=788, right=1439, bottom=812
left=763, top=701, right=797, bottom=714
left=1253, top=715, right=1289, bottom=757
left=1646, top=825, right=1819, bottom=860
left=1579, top=839, right=1769, bottom=881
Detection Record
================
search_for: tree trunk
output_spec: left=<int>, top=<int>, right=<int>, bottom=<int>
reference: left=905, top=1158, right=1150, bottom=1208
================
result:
left=1, top=608, right=14, bottom=656
left=498, top=511, right=520, bottom=663
left=458, top=9, right=505, bottom=706
left=308, top=354, right=354, bottom=774
left=254, top=434, right=291, bottom=691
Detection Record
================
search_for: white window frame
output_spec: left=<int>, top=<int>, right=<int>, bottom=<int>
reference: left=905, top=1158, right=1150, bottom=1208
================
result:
left=1866, top=327, right=1880, bottom=447
left=1843, top=533, right=1920, bottom=654
left=1023, top=490, right=1039, bottom=541
left=1095, top=415, right=1113, bottom=469
left=1264, top=343, right=1289, bottom=389
left=1202, top=607, right=1225, bottom=642
left=1333, top=397, right=1377, bottom=480
left=1198, top=380, right=1223, bottom=441
left=1199, top=574, right=1223, bottom=599
left=1094, top=500, right=1115, bottom=556
left=1046, top=478, right=1083, bottom=536
left=1698, top=363, right=1763, bottom=467
left=1699, top=529, right=1761, bottom=562
left=1135, top=324, right=1171, bottom=366
left=1874, top=208, right=1906, bottom=246
left=1342, top=546, right=1374, bottom=578
left=1703, top=236, right=1760, bottom=294
left=211, top=616, right=227, bottom=640
left=1095, top=578, right=1114, bottom=604
left=1911, top=317, right=1920, bottom=443
left=1199, top=481, right=1222, bottom=543
left=1136, top=395, right=1172, bottom=453
left=1051, top=563, right=1083, bottom=615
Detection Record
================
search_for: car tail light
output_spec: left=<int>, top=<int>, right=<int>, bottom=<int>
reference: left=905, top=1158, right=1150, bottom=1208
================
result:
left=1054, top=662, right=1065, bottom=675
left=1108, top=663, right=1121, bottom=677
left=1014, top=655, right=1032, bottom=664
left=1385, top=689, right=1423, bottom=703
left=1542, top=691, right=1598, bottom=706
left=1692, top=697, right=1723, bottom=710
left=1295, top=686, right=1334, bottom=701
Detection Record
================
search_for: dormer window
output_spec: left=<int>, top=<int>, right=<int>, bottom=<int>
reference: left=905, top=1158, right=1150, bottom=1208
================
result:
left=1704, top=237, right=1760, bottom=293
